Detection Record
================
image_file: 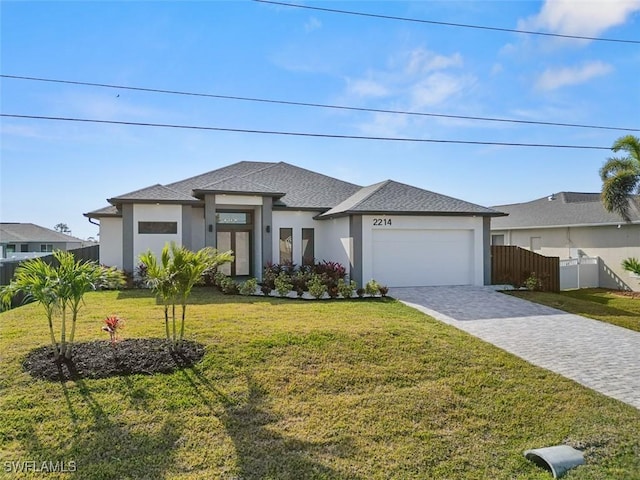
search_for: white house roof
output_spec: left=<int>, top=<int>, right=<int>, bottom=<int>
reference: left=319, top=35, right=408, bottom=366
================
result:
left=0, top=223, right=84, bottom=243
left=491, top=192, right=640, bottom=229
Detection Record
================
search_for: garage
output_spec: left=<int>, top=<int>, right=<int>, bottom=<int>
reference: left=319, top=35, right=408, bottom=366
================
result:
left=371, top=229, right=475, bottom=287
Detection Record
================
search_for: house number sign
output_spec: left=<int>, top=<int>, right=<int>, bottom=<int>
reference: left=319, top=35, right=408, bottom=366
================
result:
left=373, top=218, right=392, bottom=226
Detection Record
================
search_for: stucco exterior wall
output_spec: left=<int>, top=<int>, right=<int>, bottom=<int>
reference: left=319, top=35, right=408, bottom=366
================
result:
left=190, top=207, right=206, bottom=251
left=99, top=217, right=123, bottom=268
left=492, top=224, right=640, bottom=290
left=132, top=204, right=182, bottom=264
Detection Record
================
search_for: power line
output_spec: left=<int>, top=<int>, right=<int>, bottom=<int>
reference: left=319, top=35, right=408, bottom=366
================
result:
left=1, top=113, right=612, bottom=150
left=255, top=0, right=640, bottom=45
left=2, top=75, right=637, bottom=133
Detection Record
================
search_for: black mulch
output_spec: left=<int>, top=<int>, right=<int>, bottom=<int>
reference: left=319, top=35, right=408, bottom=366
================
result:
left=23, top=338, right=206, bottom=382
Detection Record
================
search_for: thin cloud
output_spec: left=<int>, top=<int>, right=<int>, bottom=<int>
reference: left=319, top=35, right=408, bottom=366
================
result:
left=346, top=77, right=390, bottom=98
left=520, top=0, right=640, bottom=39
left=535, top=61, right=613, bottom=90
left=304, top=16, right=322, bottom=33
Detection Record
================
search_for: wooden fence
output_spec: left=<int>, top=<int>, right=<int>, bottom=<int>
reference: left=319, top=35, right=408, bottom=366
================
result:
left=491, top=245, right=560, bottom=292
left=0, top=244, right=100, bottom=285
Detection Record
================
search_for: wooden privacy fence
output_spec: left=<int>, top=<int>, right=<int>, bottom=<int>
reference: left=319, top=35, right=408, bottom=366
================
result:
left=0, top=245, right=100, bottom=286
left=491, top=245, right=560, bottom=292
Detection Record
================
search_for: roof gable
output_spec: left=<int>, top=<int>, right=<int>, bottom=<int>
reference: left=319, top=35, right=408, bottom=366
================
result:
left=320, top=180, right=502, bottom=218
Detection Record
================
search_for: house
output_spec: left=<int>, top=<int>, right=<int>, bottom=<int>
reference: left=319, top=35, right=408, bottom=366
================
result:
left=491, top=192, right=640, bottom=290
left=84, top=161, right=504, bottom=288
left=0, top=223, right=85, bottom=261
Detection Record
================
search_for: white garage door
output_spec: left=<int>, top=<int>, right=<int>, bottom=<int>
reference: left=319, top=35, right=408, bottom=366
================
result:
left=372, top=229, right=474, bottom=287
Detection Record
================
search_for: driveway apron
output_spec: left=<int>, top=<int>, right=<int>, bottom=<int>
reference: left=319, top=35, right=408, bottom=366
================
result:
left=392, top=286, right=640, bottom=410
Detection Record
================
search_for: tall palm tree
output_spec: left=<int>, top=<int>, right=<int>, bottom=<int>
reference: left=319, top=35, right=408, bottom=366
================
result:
left=600, top=135, right=640, bottom=222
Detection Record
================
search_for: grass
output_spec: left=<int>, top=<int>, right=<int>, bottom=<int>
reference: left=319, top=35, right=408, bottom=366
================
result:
left=1, top=288, right=639, bottom=479
left=507, top=288, right=640, bottom=333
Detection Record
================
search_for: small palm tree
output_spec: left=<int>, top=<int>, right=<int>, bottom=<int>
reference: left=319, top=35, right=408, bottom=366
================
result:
left=600, top=135, right=640, bottom=222
left=0, top=251, right=124, bottom=360
left=139, top=243, right=233, bottom=350
left=1, top=259, right=61, bottom=359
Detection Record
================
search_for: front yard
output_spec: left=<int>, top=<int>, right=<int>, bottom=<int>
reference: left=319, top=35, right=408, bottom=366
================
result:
left=1, top=288, right=639, bottom=479
left=507, top=288, right=640, bottom=333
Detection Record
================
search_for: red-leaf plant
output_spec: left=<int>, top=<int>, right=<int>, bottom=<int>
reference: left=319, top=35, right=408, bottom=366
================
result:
left=102, top=315, right=125, bottom=345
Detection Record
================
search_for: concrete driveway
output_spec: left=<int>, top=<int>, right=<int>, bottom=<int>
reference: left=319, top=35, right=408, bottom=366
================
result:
left=392, top=286, right=640, bottom=410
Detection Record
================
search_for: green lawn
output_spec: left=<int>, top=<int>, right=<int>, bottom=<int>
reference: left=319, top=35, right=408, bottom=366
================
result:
left=507, top=288, right=640, bottom=333
left=1, top=288, right=639, bottom=479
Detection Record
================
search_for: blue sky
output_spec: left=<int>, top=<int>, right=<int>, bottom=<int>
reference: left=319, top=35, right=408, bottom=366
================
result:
left=1, top=0, right=639, bottom=240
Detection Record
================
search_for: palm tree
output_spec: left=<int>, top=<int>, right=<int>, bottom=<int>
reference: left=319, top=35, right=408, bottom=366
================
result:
left=139, top=242, right=233, bottom=350
left=0, top=251, right=124, bottom=360
left=1, top=259, right=61, bottom=359
left=600, top=135, right=640, bottom=221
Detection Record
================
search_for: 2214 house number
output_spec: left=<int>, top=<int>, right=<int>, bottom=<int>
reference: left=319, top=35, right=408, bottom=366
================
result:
left=373, top=218, right=392, bottom=226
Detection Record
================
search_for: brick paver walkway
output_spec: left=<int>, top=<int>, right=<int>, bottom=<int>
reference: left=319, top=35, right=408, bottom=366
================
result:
left=392, top=286, right=640, bottom=410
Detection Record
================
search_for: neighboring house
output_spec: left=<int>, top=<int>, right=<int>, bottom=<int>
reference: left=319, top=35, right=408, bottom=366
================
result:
left=491, top=192, right=640, bottom=290
left=0, top=223, right=85, bottom=261
left=84, top=161, right=504, bottom=288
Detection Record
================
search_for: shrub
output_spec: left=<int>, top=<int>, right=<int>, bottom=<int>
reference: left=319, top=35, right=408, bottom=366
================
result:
left=337, top=278, right=356, bottom=299
left=102, top=315, right=125, bottom=344
left=220, top=276, right=239, bottom=295
left=365, top=280, right=380, bottom=296
left=239, top=278, right=258, bottom=296
left=308, top=274, right=327, bottom=299
left=378, top=285, right=389, bottom=297
left=356, top=287, right=365, bottom=298
left=524, top=273, right=541, bottom=291
left=274, top=271, right=294, bottom=296
left=313, top=260, right=346, bottom=285
left=260, top=284, right=273, bottom=296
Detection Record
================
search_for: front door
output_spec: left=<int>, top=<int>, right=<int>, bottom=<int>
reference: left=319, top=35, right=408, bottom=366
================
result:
left=217, top=230, right=251, bottom=276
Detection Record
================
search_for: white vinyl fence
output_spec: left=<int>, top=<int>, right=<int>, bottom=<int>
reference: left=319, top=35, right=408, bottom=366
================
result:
left=560, top=257, right=599, bottom=290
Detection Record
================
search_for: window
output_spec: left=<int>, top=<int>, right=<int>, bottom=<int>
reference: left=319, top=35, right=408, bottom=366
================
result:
left=491, top=234, right=505, bottom=246
left=302, top=228, right=314, bottom=266
left=279, top=228, right=292, bottom=264
left=40, top=244, right=53, bottom=252
left=20, top=244, right=29, bottom=252
left=6, top=244, right=16, bottom=254
left=138, top=221, right=178, bottom=234
left=216, top=212, right=252, bottom=225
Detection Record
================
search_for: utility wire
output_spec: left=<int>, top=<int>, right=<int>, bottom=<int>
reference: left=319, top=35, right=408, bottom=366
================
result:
left=0, top=113, right=612, bottom=150
left=2, top=75, right=638, bottom=132
left=255, top=0, right=640, bottom=45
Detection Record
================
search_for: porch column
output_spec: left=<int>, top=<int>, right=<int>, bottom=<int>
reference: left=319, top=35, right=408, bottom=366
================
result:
left=261, top=197, right=273, bottom=269
left=204, top=194, right=217, bottom=248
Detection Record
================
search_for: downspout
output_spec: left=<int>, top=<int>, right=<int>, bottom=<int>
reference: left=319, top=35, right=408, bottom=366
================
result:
left=88, top=217, right=100, bottom=227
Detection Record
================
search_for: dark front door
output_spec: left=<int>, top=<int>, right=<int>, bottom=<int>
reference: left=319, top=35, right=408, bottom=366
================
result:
left=217, top=230, right=251, bottom=276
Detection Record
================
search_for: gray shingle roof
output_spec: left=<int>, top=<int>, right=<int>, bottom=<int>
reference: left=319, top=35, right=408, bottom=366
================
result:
left=84, top=205, right=119, bottom=218
left=108, top=184, right=201, bottom=203
left=194, top=176, right=284, bottom=196
left=85, top=160, right=499, bottom=218
left=0, top=223, right=84, bottom=243
left=319, top=180, right=503, bottom=218
left=491, top=192, right=640, bottom=229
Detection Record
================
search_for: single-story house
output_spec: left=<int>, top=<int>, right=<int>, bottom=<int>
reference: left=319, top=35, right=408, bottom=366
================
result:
left=491, top=192, right=640, bottom=290
left=85, top=161, right=504, bottom=288
left=0, top=223, right=85, bottom=262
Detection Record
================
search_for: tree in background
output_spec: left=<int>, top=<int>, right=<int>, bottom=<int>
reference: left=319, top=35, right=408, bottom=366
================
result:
left=54, top=223, right=71, bottom=235
left=600, top=135, right=640, bottom=222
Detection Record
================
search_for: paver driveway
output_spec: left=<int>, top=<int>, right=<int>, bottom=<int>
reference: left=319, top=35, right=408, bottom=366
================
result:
left=392, top=286, right=640, bottom=410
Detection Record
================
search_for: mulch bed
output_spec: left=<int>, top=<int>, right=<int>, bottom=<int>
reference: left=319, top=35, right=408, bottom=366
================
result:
left=23, top=338, right=205, bottom=381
